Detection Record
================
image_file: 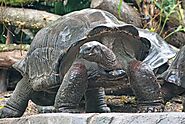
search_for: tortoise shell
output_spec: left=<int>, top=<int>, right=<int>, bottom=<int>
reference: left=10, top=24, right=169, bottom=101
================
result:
left=13, top=9, right=176, bottom=89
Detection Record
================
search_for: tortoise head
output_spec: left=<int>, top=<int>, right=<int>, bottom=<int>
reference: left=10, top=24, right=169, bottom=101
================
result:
left=79, top=41, right=118, bottom=70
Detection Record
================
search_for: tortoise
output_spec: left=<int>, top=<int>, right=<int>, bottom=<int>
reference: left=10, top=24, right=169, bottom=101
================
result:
left=157, top=45, right=185, bottom=109
left=0, top=8, right=177, bottom=118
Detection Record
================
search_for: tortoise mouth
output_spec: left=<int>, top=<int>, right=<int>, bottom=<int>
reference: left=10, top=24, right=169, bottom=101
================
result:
left=78, top=51, right=96, bottom=59
left=88, top=68, right=126, bottom=81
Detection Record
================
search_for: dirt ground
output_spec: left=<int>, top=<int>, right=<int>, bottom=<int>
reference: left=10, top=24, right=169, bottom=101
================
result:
left=0, top=91, right=183, bottom=117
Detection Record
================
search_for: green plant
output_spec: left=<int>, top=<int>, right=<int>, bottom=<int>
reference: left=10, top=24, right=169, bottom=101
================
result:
left=0, top=24, right=6, bottom=44
left=0, top=0, right=35, bottom=6
left=150, top=0, right=184, bottom=36
left=159, top=0, right=180, bottom=35
left=164, top=25, right=185, bottom=39
left=118, top=0, right=123, bottom=19
left=118, top=0, right=185, bottom=38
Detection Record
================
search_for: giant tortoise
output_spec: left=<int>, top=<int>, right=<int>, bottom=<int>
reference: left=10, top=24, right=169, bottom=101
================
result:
left=0, top=8, right=177, bottom=118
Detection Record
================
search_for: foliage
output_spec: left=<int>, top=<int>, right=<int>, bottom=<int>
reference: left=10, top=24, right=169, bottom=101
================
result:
left=52, top=0, right=90, bottom=15
left=0, top=98, right=5, bottom=109
left=0, top=0, right=36, bottom=6
left=164, top=25, right=185, bottom=39
left=0, top=24, right=5, bottom=44
left=118, top=0, right=185, bottom=39
left=150, top=0, right=183, bottom=35
left=118, top=0, right=123, bottom=19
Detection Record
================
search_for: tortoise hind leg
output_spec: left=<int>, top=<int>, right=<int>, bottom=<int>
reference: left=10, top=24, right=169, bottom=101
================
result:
left=85, top=87, right=110, bottom=113
left=128, top=60, right=164, bottom=112
left=160, top=82, right=185, bottom=103
left=0, top=76, right=32, bottom=118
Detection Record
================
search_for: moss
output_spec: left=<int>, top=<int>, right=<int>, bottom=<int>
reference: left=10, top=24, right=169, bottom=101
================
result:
left=0, top=0, right=35, bottom=6
left=0, top=44, right=30, bottom=52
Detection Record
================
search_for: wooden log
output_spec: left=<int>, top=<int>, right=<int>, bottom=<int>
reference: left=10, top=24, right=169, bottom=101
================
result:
left=0, top=44, right=29, bottom=52
left=0, top=50, right=27, bottom=68
left=0, top=44, right=28, bottom=68
left=90, top=0, right=142, bottom=27
left=0, top=0, right=64, bottom=6
left=0, top=7, right=61, bottom=29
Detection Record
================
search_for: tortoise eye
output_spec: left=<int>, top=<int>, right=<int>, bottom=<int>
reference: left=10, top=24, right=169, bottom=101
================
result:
left=86, top=47, right=93, bottom=52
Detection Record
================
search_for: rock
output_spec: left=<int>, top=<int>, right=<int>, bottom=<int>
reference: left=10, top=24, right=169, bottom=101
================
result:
left=90, top=0, right=142, bottom=27
left=1, top=112, right=185, bottom=124
left=165, top=31, right=185, bottom=48
left=0, top=113, right=96, bottom=124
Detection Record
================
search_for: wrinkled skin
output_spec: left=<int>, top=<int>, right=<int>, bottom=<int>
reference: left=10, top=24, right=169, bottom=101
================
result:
left=127, top=60, right=164, bottom=112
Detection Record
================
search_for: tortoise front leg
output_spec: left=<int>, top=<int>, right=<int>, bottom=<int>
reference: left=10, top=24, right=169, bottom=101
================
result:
left=0, top=75, right=32, bottom=118
left=85, top=87, right=110, bottom=113
left=54, top=60, right=88, bottom=112
left=128, top=60, right=164, bottom=112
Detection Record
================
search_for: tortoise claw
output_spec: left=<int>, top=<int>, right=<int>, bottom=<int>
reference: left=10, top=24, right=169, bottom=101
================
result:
left=0, top=107, right=23, bottom=118
left=56, top=106, right=82, bottom=113
left=137, top=103, right=164, bottom=113
left=37, top=106, right=55, bottom=113
left=97, top=106, right=111, bottom=113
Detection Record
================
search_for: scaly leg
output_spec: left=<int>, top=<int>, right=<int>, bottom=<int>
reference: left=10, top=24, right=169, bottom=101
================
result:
left=54, top=61, right=88, bottom=112
left=128, top=60, right=164, bottom=112
left=85, top=87, right=110, bottom=113
left=0, top=76, right=32, bottom=118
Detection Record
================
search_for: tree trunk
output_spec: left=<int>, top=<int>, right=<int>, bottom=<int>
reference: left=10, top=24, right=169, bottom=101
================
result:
left=0, top=7, right=61, bottom=29
left=91, top=0, right=142, bottom=28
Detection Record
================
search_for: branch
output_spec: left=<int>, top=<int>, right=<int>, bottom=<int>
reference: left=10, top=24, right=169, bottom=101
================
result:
left=0, top=6, right=61, bottom=29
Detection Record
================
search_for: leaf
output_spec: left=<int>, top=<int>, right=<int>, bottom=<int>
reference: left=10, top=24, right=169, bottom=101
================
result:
left=118, top=0, right=123, bottom=19
left=0, top=35, right=6, bottom=44
left=179, top=4, right=184, bottom=22
left=149, top=27, right=156, bottom=32
left=0, top=98, right=5, bottom=101
left=0, top=106, right=4, bottom=109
